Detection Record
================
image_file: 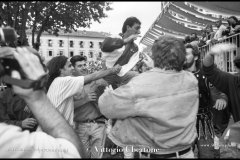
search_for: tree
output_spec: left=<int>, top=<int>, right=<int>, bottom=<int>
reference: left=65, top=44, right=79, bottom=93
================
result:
left=0, top=1, right=112, bottom=50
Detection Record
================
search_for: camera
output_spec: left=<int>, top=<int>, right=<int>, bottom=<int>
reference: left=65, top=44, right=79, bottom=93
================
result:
left=0, top=27, right=47, bottom=90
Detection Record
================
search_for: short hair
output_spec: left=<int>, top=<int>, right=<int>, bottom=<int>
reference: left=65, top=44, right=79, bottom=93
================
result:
left=185, top=43, right=199, bottom=58
left=151, top=35, right=186, bottom=71
left=229, top=16, right=239, bottom=22
left=185, top=43, right=201, bottom=69
left=184, top=36, right=191, bottom=44
left=122, top=17, right=141, bottom=34
left=70, top=55, right=87, bottom=67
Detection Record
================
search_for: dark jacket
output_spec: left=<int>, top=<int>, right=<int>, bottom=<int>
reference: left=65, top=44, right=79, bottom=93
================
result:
left=0, top=88, right=34, bottom=130
left=203, top=64, right=240, bottom=122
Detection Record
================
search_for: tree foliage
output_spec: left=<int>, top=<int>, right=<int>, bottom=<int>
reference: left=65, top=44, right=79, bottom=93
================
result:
left=0, top=1, right=112, bottom=50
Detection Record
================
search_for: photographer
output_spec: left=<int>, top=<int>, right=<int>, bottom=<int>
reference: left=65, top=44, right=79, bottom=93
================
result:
left=0, top=47, right=84, bottom=158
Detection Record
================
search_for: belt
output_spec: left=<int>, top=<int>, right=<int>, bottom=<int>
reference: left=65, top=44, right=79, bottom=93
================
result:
left=141, top=147, right=191, bottom=158
left=81, top=117, right=106, bottom=124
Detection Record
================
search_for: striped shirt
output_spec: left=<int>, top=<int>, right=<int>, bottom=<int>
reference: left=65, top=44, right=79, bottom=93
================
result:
left=47, top=76, right=84, bottom=127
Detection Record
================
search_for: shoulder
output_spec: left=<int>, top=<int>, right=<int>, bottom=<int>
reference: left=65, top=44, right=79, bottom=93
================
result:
left=0, top=124, right=80, bottom=158
left=53, top=76, right=84, bottom=83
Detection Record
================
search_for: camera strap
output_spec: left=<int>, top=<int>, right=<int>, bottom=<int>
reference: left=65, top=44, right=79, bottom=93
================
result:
left=2, top=74, right=48, bottom=90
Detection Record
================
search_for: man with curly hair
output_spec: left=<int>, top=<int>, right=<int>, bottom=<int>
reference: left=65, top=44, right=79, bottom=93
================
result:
left=99, top=35, right=199, bottom=158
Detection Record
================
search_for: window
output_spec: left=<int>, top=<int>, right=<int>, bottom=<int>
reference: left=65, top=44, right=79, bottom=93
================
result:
left=89, top=41, right=94, bottom=48
left=70, top=40, right=74, bottom=47
left=80, top=51, right=84, bottom=56
left=80, top=41, right=84, bottom=48
left=48, top=39, right=52, bottom=47
left=99, top=42, right=102, bottom=48
left=59, top=51, right=63, bottom=56
left=59, top=40, right=64, bottom=47
left=48, top=51, right=53, bottom=56
left=70, top=51, right=74, bottom=57
left=89, top=51, right=93, bottom=58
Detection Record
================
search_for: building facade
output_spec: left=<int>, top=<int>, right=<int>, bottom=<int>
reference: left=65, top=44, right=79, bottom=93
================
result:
left=26, top=30, right=110, bottom=63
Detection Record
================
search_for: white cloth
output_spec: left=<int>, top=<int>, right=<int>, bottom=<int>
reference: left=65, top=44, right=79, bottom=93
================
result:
left=0, top=123, right=80, bottom=158
left=102, top=34, right=140, bottom=77
left=117, top=51, right=140, bottom=77
left=102, top=35, right=124, bottom=69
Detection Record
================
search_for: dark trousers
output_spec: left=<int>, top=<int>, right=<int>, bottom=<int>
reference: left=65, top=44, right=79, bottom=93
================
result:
left=212, top=107, right=231, bottom=137
left=194, top=127, right=220, bottom=158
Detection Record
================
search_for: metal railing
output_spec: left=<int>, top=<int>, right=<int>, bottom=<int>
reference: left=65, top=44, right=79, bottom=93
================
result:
left=199, top=33, right=240, bottom=72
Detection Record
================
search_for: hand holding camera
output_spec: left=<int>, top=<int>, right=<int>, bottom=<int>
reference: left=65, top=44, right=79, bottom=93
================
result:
left=0, top=27, right=48, bottom=91
left=11, top=47, right=47, bottom=99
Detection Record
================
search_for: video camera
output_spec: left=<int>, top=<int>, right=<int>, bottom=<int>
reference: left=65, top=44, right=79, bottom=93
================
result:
left=0, top=27, right=47, bottom=90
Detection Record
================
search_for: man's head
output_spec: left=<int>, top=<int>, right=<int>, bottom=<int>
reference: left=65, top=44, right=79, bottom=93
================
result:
left=46, top=56, right=72, bottom=90
left=184, top=35, right=191, bottom=44
left=215, top=19, right=223, bottom=28
left=227, top=16, right=238, bottom=28
left=190, top=33, right=198, bottom=41
left=47, top=55, right=73, bottom=77
left=183, top=43, right=200, bottom=70
left=122, top=17, right=141, bottom=38
left=70, top=55, right=88, bottom=76
left=151, top=35, right=186, bottom=72
left=205, top=24, right=213, bottom=33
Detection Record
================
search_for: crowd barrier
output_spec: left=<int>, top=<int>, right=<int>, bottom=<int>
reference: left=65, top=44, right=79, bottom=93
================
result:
left=199, top=33, right=240, bottom=73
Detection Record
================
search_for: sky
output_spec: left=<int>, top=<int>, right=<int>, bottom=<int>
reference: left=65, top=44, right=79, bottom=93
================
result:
left=81, top=2, right=162, bottom=50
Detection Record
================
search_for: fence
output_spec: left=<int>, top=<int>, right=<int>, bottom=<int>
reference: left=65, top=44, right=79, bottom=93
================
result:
left=199, top=33, right=240, bottom=73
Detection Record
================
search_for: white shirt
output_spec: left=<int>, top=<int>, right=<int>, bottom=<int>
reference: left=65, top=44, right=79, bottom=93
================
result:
left=47, top=76, right=84, bottom=127
left=0, top=123, right=80, bottom=158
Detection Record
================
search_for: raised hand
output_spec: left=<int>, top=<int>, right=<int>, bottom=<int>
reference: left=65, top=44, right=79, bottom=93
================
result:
left=11, top=47, right=46, bottom=99
left=209, top=43, right=236, bottom=55
left=111, top=64, right=122, bottom=74
left=142, top=53, right=154, bottom=69
left=123, top=34, right=141, bottom=44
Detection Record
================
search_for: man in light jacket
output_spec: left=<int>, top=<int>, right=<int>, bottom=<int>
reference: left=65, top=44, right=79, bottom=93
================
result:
left=98, top=35, right=199, bottom=158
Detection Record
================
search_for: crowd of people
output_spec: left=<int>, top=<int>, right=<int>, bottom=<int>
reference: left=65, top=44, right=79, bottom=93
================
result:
left=0, top=16, right=240, bottom=159
left=184, top=16, right=240, bottom=47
